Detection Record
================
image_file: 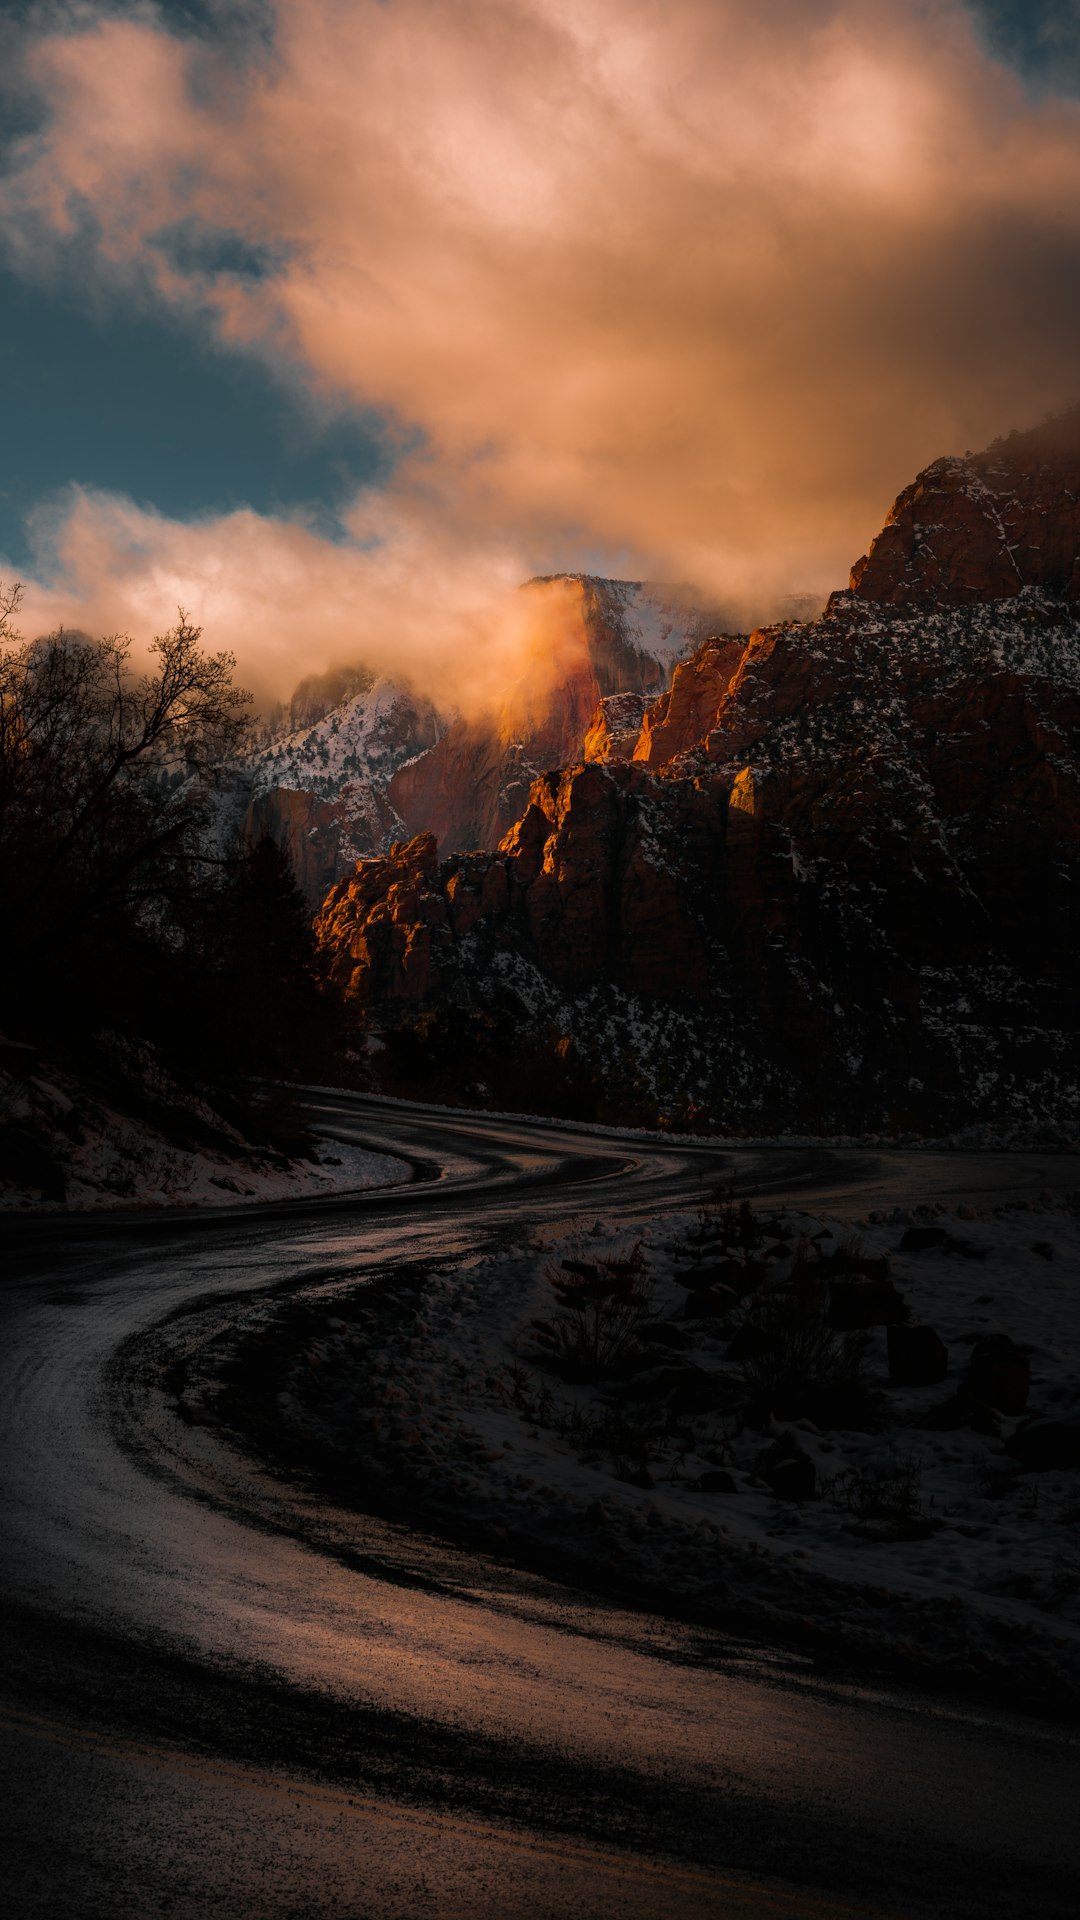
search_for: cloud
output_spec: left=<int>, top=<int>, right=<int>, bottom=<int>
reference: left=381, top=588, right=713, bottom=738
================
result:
left=13, top=484, right=544, bottom=713
left=2, top=0, right=1080, bottom=698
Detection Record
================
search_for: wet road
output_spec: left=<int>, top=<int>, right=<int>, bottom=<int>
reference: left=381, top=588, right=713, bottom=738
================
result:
left=1, top=1094, right=1078, bottom=1918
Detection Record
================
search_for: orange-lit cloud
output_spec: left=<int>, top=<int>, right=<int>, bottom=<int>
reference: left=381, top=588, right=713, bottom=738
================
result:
left=3, top=0, right=1080, bottom=698
left=14, top=485, right=554, bottom=714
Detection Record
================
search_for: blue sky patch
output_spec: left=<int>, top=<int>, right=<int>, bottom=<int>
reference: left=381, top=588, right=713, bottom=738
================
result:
left=0, top=266, right=392, bottom=571
left=968, top=1, right=1080, bottom=95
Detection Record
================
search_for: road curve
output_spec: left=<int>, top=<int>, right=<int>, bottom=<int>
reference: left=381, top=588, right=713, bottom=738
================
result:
left=1, top=1093, right=1079, bottom=1919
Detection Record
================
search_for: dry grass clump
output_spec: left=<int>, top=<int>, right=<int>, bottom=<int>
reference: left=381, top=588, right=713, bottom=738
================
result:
left=828, top=1458, right=935, bottom=1541
left=734, top=1238, right=866, bottom=1420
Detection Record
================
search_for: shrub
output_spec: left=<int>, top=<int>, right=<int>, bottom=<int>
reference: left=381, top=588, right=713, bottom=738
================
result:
left=529, top=1240, right=654, bottom=1382
left=689, top=1195, right=765, bottom=1255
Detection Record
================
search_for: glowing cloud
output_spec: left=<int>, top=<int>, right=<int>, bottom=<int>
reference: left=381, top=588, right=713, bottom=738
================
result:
left=2, top=0, right=1079, bottom=697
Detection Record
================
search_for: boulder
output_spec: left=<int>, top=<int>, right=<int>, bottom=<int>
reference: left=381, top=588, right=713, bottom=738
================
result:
left=967, top=1334, right=1030, bottom=1415
left=887, top=1322, right=949, bottom=1388
left=682, top=1285, right=738, bottom=1321
left=898, top=1226, right=949, bottom=1253
left=636, top=1321, right=694, bottom=1351
left=677, top=1259, right=748, bottom=1291
left=697, top=1469, right=737, bottom=1493
left=1006, top=1422, right=1080, bottom=1471
left=827, top=1277, right=908, bottom=1330
left=762, top=1434, right=817, bottom=1501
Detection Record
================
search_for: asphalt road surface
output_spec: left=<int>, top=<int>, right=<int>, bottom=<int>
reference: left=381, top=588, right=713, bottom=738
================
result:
left=2, top=1094, right=1079, bottom=1919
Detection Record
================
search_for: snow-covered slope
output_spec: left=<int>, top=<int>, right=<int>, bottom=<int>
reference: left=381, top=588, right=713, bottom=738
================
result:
left=0, top=1052, right=408, bottom=1210
left=223, top=679, right=442, bottom=903
left=249, top=678, right=442, bottom=805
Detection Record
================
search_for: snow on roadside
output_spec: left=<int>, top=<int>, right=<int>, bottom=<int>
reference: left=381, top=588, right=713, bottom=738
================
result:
left=0, top=1062, right=409, bottom=1211
left=275, top=1197, right=1080, bottom=1709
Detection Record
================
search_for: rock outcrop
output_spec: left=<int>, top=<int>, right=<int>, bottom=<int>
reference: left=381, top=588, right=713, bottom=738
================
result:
left=632, top=634, right=747, bottom=765
left=317, top=764, right=720, bottom=1011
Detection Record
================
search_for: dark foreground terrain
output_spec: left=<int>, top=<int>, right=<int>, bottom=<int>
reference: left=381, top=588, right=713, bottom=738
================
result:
left=2, top=1095, right=1079, bottom=1918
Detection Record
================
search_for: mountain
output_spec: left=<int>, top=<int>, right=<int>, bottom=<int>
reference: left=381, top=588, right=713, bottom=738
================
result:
left=232, top=576, right=720, bottom=900
left=313, top=413, right=1080, bottom=1138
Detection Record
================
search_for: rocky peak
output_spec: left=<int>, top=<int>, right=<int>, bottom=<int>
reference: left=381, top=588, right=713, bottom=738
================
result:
left=848, top=408, right=1080, bottom=608
left=227, top=574, right=725, bottom=896
left=249, top=678, right=442, bottom=799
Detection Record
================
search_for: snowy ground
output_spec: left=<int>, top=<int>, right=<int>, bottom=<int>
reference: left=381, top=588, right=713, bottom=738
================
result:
left=273, top=1195, right=1080, bottom=1711
left=0, top=1061, right=409, bottom=1211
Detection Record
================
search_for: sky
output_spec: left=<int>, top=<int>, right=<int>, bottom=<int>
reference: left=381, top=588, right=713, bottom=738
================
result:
left=0, top=0, right=1078, bottom=706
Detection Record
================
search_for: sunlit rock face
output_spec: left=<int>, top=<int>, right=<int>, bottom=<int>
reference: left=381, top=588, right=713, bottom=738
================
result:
left=632, top=634, right=747, bottom=765
left=316, top=422, right=1080, bottom=1138
left=316, top=765, right=719, bottom=1009
left=315, top=831, right=451, bottom=1008
left=848, top=408, right=1080, bottom=608
left=387, top=576, right=715, bottom=851
left=583, top=693, right=649, bottom=762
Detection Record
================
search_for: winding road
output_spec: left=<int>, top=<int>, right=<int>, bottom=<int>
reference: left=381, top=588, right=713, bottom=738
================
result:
left=2, top=1093, right=1079, bottom=1918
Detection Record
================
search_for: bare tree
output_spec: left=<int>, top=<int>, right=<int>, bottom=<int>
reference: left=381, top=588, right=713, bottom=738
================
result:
left=0, top=589, right=251, bottom=974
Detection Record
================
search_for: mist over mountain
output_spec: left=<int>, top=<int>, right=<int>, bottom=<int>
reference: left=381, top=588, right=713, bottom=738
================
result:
left=227, top=575, right=728, bottom=902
